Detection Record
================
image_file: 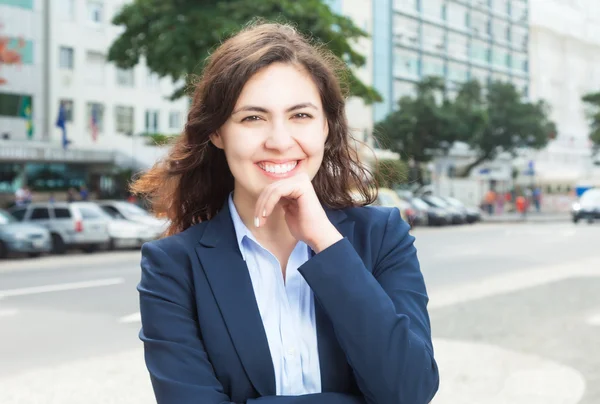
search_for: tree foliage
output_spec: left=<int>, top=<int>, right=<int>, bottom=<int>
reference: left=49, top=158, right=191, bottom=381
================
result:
left=582, top=91, right=600, bottom=154
left=374, top=76, right=455, bottom=163
left=375, top=77, right=556, bottom=177
left=107, top=0, right=380, bottom=102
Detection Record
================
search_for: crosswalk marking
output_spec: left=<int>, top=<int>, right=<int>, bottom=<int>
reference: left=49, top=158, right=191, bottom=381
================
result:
left=0, top=309, right=18, bottom=318
left=0, top=278, right=125, bottom=299
left=118, top=312, right=141, bottom=323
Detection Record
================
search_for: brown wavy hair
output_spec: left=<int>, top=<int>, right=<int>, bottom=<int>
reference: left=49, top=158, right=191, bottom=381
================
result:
left=131, top=22, right=376, bottom=236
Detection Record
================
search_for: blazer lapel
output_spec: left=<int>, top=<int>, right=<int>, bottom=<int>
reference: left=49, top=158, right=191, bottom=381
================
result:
left=195, top=202, right=276, bottom=397
left=317, top=209, right=356, bottom=392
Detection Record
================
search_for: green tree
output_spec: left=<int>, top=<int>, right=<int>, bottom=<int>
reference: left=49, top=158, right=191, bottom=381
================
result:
left=107, top=0, right=380, bottom=103
left=457, top=80, right=555, bottom=176
left=373, top=76, right=456, bottom=183
left=373, top=159, right=408, bottom=189
left=582, top=91, right=600, bottom=154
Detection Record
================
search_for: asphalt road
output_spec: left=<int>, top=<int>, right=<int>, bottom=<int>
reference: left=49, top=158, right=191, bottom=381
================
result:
left=0, top=221, right=598, bottom=403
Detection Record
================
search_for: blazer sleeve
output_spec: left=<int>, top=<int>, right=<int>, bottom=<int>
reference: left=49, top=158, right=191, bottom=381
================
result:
left=298, top=208, right=440, bottom=404
left=139, top=240, right=367, bottom=404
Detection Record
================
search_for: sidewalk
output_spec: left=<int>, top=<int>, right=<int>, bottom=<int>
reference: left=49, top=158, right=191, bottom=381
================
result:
left=480, top=211, right=571, bottom=224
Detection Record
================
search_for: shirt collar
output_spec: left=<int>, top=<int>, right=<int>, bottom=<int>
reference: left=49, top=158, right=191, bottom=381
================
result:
left=228, top=193, right=256, bottom=261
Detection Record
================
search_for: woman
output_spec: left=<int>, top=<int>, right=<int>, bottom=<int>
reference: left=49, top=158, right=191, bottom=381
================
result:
left=133, top=23, right=439, bottom=404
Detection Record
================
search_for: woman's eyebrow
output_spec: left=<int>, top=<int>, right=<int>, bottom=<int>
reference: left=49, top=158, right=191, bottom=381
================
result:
left=231, top=102, right=318, bottom=115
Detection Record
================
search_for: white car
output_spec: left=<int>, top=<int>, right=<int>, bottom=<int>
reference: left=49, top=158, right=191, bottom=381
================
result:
left=96, top=200, right=167, bottom=239
left=10, top=202, right=110, bottom=254
left=105, top=218, right=157, bottom=250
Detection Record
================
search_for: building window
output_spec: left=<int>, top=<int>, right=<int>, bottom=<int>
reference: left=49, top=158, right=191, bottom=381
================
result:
left=146, top=71, right=160, bottom=88
left=169, top=111, right=181, bottom=129
left=394, top=48, right=420, bottom=79
left=447, top=32, right=468, bottom=60
left=421, top=0, right=444, bottom=20
left=85, top=51, right=105, bottom=85
left=421, top=24, right=445, bottom=54
left=0, top=92, right=31, bottom=118
left=393, top=15, right=419, bottom=47
left=59, top=0, right=75, bottom=20
left=86, top=102, right=105, bottom=133
left=145, top=109, right=160, bottom=133
left=116, top=67, right=135, bottom=87
left=422, top=56, right=445, bottom=79
left=59, top=46, right=74, bottom=69
left=115, top=106, right=134, bottom=134
left=25, top=163, right=88, bottom=191
left=59, top=99, right=74, bottom=122
left=0, top=163, right=23, bottom=194
left=393, top=0, right=419, bottom=13
left=87, top=0, right=103, bottom=23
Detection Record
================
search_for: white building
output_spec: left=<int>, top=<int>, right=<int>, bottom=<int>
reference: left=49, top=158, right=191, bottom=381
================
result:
left=327, top=0, right=399, bottom=164
left=526, top=0, right=600, bottom=189
left=0, top=0, right=188, bottom=201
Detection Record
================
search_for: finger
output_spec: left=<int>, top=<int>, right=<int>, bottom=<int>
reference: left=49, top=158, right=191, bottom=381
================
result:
left=262, top=181, right=305, bottom=223
left=254, top=180, right=287, bottom=227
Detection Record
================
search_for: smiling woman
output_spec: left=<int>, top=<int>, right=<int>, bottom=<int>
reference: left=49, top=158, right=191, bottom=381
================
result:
left=131, top=22, right=439, bottom=404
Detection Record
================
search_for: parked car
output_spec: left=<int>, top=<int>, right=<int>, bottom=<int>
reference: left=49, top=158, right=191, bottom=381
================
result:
left=9, top=202, right=111, bottom=254
left=0, top=209, right=52, bottom=258
left=572, top=188, right=600, bottom=223
left=375, top=188, right=417, bottom=225
left=421, top=195, right=466, bottom=224
left=409, top=197, right=450, bottom=226
left=96, top=200, right=167, bottom=238
left=98, top=205, right=161, bottom=250
left=440, top=196, right=482, bottom=224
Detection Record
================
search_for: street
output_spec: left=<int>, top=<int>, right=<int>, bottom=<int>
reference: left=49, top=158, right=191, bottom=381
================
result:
left=0, top=222, right=598, bottom=403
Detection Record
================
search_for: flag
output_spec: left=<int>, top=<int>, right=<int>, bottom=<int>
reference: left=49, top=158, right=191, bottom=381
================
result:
left=56, top=102, right=71, bottom=150
left=18, top=96, right=33, bottom=139
left=90, top=104, right=98, bottom=142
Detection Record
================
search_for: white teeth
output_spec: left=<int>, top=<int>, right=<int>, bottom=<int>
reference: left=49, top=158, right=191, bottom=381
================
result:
left=259, top=161, right=297, bottom=174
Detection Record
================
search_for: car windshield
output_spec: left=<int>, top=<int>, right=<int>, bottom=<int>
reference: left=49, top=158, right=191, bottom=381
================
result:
left=580, top=189, right=600, bottom=207
left=119, top=203, right=149, bottom=217
left=411, top=198, right=429, bottom=210
left=0, top=209, right=16, bottom=225
left=425, top=196, right=449, bottom=207
left=445, top=197, right=464, bottom=208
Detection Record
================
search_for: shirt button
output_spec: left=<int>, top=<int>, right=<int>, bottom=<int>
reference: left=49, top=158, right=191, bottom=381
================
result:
left=286, top=348, right=296, bottom=357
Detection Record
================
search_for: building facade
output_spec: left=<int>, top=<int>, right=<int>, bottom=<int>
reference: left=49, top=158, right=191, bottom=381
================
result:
left=0, top=0, right=187, bottom=204
left=373, top=0, right=530, bottom=124
left=525, top=0, right=600, bottom=188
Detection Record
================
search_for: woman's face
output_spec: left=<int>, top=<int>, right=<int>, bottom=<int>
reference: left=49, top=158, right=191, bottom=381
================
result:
left=211, top=62, right=329, bottom=202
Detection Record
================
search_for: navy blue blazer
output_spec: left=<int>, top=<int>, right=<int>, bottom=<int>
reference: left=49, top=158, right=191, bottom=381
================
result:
left=138, top=202, right=439, bottom=404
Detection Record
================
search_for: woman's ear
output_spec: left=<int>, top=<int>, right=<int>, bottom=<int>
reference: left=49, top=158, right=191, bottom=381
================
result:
left=209, top=131, right=224, bottom=149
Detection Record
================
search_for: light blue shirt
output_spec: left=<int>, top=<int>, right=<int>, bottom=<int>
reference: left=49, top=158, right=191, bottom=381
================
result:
left=228, top=194, right=321, bottom=396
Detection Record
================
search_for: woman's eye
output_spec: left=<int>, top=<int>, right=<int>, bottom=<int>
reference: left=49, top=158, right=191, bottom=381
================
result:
left=294, top=113, right=312, bottom=119
left=241, top=115, right=262, bottom=122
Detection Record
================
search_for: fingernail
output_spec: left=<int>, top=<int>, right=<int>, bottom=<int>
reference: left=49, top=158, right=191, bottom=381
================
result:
left=254, top=216, right=260, bottom=228
left=262, top=209, right=266, bottom=217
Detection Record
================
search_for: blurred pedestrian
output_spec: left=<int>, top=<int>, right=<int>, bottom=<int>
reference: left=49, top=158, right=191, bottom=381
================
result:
left=79, top=185, right=89, bottom=201
left=533, top=186, right=542, bottom=212
left=130, top=23, right=438, bottom=404
left=67, top=187, right=77, bottom=203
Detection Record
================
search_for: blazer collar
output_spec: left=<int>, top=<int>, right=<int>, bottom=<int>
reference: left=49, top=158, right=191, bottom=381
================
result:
left=196, top=200, right=356, bottom=395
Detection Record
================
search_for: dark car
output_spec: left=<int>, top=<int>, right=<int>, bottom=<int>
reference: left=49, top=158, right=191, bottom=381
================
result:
left=440, top=196, right=482, bottom=224
left=408, top=197, right=448, bottom=226
left=572, top=188, right=600, bottom=223
left=0, top=209, right=52, bottom=258
left=421, top=195, right=466, bottom=224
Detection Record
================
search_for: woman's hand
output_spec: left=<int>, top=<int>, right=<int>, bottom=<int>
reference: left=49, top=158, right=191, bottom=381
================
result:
left=254, top=173, right=343, bottom=253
